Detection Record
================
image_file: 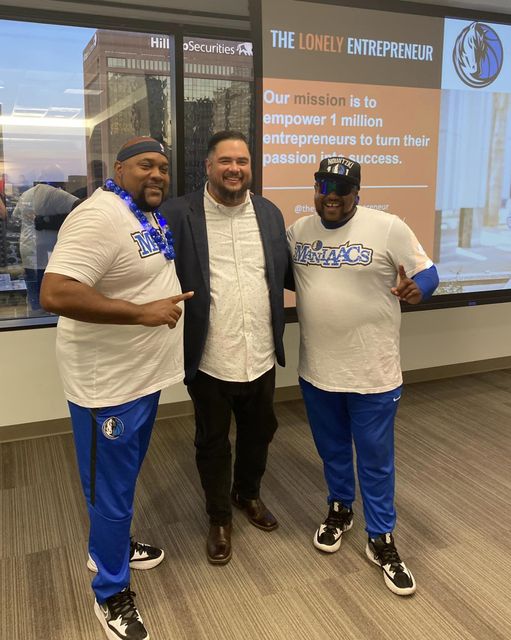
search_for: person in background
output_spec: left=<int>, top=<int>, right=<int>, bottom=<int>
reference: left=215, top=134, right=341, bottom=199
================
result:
left=12, top=183, right=76, bottom=314
left=287, top=156, right=439, bottom=596
left=161, top=130, right=292, bottom=565
left=41, top=137, right=193, bottom=640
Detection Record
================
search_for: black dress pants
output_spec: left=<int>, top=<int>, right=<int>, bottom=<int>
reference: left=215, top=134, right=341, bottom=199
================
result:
left=187, top=367, right=278, bottom=525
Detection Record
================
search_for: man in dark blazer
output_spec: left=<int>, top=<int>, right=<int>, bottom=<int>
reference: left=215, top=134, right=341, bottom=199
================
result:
left=161, top=130, right=292, bottom=565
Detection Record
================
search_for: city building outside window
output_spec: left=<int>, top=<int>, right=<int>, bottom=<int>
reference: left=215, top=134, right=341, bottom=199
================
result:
left=182, top=37, right=254, bottom=192
left=0, top=23, right=255, bottom=328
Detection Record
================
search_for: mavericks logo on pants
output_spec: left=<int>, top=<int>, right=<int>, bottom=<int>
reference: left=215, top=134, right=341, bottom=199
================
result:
left=102, top=416, right=125, bottom=440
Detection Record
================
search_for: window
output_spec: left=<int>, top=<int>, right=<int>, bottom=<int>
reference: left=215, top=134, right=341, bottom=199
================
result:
left=0, top=22, right=174, bottom=326
left=107, top=57, right=126, bottom=68
left=0, top=26, right=257, bottom=327
left=182, top=37, right=254, bottom=192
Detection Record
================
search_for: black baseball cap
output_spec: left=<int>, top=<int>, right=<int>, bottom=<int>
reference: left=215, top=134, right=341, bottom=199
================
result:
left=314, top=156, right=361, bottom=188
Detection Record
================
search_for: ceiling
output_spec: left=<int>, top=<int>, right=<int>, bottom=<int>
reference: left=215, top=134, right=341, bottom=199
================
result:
left=0, top=0, right=509, bottom=32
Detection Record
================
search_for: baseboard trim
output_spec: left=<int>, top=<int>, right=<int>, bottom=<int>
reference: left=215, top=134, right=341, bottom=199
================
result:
left=1, top=358, right=510, bottom=443
left=402, top=356, right=511, bottom=384
left=0, top=417, right=73, bottom=443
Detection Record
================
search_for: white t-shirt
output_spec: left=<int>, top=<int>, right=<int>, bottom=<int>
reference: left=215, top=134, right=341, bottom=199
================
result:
left=199, top=186, right=275, bottom=382
left=45, top=188, right=184, bottom=407
left=287, top=206, right=433, bottom=393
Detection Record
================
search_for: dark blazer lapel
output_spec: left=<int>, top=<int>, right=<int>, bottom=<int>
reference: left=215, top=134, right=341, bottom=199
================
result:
left=186, top=190, right=210, bottom=289
left=253, top=196, right=276, bottom=285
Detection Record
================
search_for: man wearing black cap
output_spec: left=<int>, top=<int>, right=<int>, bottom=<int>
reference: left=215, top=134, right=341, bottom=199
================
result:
left=41, top=137, right=193, bottom=640
left=287, top=156, right=438, bottom=597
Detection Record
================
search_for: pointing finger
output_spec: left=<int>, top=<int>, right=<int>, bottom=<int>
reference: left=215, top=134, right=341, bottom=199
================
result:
left=170, top=291, right=194, bottom=304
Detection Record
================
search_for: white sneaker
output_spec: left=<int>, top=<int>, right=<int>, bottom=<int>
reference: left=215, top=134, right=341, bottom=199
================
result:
left=88, top=539, right=164, bottom=572
left=313, top=501, right=353, bottom=553
left=366, top=533, right=416, bottom=596
left=94, top=586, right=149, bottom=640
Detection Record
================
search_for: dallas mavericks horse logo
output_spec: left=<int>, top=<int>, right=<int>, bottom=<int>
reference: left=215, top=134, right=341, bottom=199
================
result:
left=453, top=22, right=503, bottom=88
left=102, top=417, right=124, bottom=440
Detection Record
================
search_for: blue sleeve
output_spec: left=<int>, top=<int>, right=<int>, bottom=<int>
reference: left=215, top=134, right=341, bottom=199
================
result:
left=412, top=265, right=439, bottom=301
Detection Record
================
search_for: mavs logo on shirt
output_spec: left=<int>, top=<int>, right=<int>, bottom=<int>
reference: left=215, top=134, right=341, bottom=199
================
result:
left=131, top=230, right=160, bottom=257
left=102, top=416, right=124, bottom=440
left=293, top=240, right=373, bottom=268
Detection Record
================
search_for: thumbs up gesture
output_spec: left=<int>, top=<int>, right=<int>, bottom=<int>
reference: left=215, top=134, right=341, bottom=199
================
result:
left=390, top=265, right=422, bottom=305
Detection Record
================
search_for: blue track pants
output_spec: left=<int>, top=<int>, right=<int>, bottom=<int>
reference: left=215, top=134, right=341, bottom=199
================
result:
left=299, top=378, right=401, bottom=537
left=69, top=391, right=160, bottom=602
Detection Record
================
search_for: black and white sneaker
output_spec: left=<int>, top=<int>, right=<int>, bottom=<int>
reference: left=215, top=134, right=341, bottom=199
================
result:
left=94, top=586, right=149, bottom=640
left=313, top=501, right=353, bottom=553
left=88, top=539, right=164, bottom=572
left=365, top=533, right=416, bottom=596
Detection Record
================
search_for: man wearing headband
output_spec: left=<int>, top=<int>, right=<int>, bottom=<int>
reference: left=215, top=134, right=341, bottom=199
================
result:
left=287, top=156, right=438, bottom=597
left=41, top=137, right=193, bottom=640
left=161, top=130, right=292, bottom=566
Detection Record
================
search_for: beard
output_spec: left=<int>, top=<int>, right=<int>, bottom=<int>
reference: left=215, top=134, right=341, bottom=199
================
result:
left=133, top=185, right=165, bottom=211
left=134, top=195, right=156, bottom=211
left=314, top=196, right=357, bottom=222
left=209, top=173, right=251, bottom=205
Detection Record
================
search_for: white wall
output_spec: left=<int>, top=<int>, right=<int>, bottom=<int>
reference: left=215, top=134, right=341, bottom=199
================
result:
left=400, top=302, right=511, bottom=370
left=1, top=301, right=510, bottom=429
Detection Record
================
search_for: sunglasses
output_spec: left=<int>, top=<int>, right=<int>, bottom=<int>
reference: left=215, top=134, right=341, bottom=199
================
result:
left=316, top=178, right=354, bottom=196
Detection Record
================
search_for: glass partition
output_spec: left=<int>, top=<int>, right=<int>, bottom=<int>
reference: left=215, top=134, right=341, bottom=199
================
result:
left=0, top=24, right=257, bottom=328
left=182, top=36, right=254, bottom=192
left=0, top=22, right=173, bottom=326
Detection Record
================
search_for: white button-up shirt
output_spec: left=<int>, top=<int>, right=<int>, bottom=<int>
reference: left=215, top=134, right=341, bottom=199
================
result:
left=198, top=186, right=275, bottom=382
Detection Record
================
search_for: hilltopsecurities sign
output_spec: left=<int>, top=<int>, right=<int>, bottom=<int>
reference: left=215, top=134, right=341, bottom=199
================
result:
left=150, top=36, right=253, bottom=56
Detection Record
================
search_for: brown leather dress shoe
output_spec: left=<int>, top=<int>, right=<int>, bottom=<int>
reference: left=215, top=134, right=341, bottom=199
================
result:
left=231, top=491, right=278, bottom=531
left=206, top=523, right=232, bottom=565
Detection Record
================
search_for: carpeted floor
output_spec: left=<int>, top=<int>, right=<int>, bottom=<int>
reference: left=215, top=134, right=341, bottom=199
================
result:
left=1, top=369, right=510, bottom=639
